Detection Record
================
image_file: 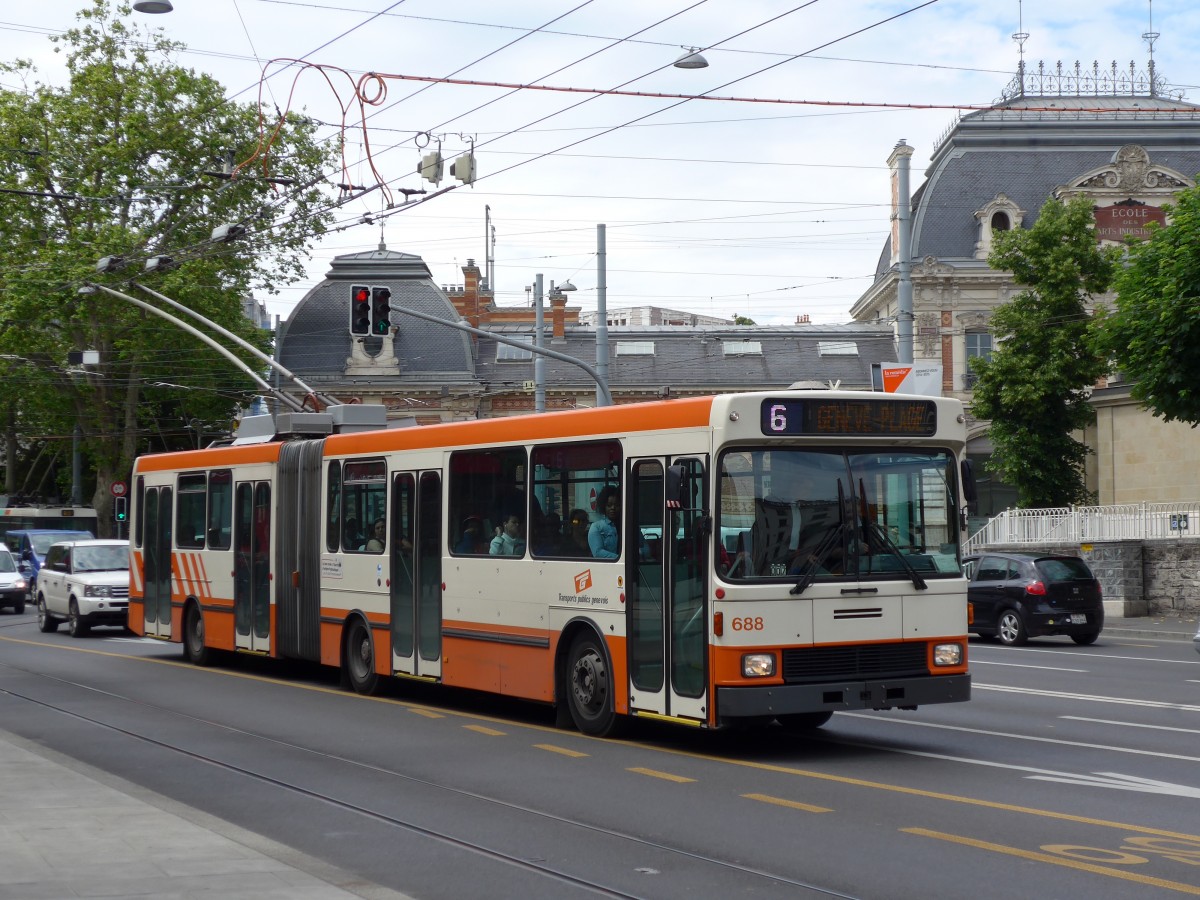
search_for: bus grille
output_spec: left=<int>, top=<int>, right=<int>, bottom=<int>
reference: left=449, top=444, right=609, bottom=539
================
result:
left=781, top=643, right=927, bottom=683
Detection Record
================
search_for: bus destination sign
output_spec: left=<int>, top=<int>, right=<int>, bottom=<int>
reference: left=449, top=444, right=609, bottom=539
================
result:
left=761, top=397, right=937, bottom=436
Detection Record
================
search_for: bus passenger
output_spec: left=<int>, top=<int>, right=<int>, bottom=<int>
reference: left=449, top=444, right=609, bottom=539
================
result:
left=343, top=516, right=362, bottom=551
left=589, top=486, right=620, bottom=559
left=365, top=517, right=386, bottom=551
left=455, top=515, right=484, bottom=553
left=489, top=513, right=525, bottom=556
left=564, top=508, right=591, bottom=555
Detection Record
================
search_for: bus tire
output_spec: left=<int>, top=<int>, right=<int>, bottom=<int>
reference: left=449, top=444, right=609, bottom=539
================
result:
left=344, top=617, right=379, bottom=695
left=566, top=633, right=621, bottom=737
left=184, top=603, right=211, bottom=666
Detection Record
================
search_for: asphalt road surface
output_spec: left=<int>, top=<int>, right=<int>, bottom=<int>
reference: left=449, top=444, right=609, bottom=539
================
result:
left=2, top=611, right=1198, bottom=899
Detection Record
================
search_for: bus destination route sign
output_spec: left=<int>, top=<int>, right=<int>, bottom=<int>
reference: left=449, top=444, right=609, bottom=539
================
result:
left=761, top=397, right=937, bottom=436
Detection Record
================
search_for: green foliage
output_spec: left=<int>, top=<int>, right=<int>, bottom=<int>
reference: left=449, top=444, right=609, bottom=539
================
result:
left=970, top=196, right=1118, bottom=508
left=1100, top=181, right=1200, bottom=426
left=0, top=0, right=337, bottom=517
left=732, top=314, right=756, bottom=325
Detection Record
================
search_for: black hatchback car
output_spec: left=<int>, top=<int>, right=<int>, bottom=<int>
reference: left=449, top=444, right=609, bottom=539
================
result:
left=963, top=552, right=1104, bottom=646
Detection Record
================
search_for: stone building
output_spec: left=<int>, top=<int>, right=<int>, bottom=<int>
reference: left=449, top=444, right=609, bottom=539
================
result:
left=851, top=59, right=1200, bottom=510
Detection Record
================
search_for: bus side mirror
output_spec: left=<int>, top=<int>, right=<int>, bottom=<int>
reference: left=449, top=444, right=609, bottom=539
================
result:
left=665, top=464, right=687, bottom=509
left=960, top=459, right=978, bottom=504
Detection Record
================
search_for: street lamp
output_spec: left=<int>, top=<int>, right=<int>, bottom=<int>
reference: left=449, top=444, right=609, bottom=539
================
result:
left=674, top=47, right=709, bottom=69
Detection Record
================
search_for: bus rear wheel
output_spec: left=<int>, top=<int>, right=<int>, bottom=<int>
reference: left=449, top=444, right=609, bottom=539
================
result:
left=344, top=618, right=379, bottom=695
left=566, top=634, right=621, bottom=737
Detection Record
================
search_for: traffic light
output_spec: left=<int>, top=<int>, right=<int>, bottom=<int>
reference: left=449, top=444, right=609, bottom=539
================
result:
left=114, top=496, right=128, bottom=522
left=417, top=151, right=442, bottom=184
left=371, top=287, right=392, bottom=335
left=350, top=284, right=371, bottom=334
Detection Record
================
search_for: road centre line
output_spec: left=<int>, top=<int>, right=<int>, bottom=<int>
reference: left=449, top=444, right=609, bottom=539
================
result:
left=628, top=767, right=695, bottom=783
left=464, top=724, right=506, bottom=736
left=903, top=828, right=1200, bottom=896
left=974, top=683, right=1200, bottom=712
left=1061, top=717, right=1200, bottom=736
left=841, top=711, right=1200, bottom=764
left=743, top=793, right=831, bottom=813
left=535, top=744, right=588, bottom=758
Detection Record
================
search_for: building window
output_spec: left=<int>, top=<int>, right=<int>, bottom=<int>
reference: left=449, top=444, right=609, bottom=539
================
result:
left=817, top=341, right=858, bottom=357
left=615, top=341, right=655, bottom=356
left=964, top=330, right=992, bottom=388
left=722, top=340, right=762, bottom=356
left=497, top=337, right=533, bottom=361
left=990, top=211, right=1011, bottom=232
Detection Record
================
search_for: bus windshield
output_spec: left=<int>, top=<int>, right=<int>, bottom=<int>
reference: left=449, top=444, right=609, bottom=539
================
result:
left=717, top=448, right=962, bottom=584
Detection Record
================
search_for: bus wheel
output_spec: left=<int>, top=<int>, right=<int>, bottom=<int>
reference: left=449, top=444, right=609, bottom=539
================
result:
left=344, top=618, right=379, bottom=695
left=777, top=711, right=833, bottom=731
left=566, top=634, right=620, bottom=737
left=184, top=604, right=211, bottom=666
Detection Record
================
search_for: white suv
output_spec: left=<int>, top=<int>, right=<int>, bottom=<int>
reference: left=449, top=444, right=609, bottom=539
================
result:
left=36, top=539, right=130, bottom=637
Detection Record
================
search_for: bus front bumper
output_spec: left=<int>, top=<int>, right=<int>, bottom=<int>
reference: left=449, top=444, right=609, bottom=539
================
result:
left=716, top=673, right=971, bottom=719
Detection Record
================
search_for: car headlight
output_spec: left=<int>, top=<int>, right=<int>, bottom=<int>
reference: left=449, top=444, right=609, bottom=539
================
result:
left=933, top=642, right=963, bottom=667
left=742, top=653, right=776, bottom=677
left=13, top=579, right=25, bottom=590
left=84, top=584, right=114, bottom=598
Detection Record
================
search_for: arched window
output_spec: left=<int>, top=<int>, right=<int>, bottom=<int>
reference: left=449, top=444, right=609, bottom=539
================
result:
left=990, top=211, right=1011, bottom=232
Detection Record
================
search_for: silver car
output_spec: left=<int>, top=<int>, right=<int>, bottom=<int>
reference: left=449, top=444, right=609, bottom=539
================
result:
left=0, top=548, right=28, bottom=614
left=1193, top=622, right=1200, bottom=657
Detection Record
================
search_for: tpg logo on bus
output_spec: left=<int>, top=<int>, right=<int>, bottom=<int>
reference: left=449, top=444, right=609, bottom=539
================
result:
left=574, top=570, right=592, bottom=593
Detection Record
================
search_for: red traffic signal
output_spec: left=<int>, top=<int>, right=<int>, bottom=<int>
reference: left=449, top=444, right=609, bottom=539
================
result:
left=371, top=287, right=392, bottom=335
left=350, top=285, right=371, bottom=334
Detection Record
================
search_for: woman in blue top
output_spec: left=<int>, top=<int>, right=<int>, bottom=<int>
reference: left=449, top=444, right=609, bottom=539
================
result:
left=589, top=486, right=620, bottom=559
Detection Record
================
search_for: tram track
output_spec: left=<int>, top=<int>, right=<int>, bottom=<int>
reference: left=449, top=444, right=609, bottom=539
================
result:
left=0, top=657, right=857, bottom=899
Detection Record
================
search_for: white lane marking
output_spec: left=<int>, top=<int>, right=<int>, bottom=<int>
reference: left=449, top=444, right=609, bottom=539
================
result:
left=972, top=646, right=1200, bottom=665
left=974, top=682, right=1200, bottom=712
left=1060, top=716, right=1200, bottom=736
left=833, top=720, right=1200, bottom=797
left=840, top=712, right=1200, bottom=762
left=969, top=659, right=1088, bottom=672
left=1025, top=772, right=1200, bottom=799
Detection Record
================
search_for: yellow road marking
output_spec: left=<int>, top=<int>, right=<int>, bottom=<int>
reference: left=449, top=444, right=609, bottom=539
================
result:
left=9, top=633, right=1200, bottom=846
left=535, top=744, right=589, bottom=758
left=905, top=828, right=1200, bottom=896
left=410, top=708, right=444, bottom=719
left=629, top=767, right=695, bottom=783
left=464, top=724, right=505, bottom=736
left=743, top=793, right=831, bottom=813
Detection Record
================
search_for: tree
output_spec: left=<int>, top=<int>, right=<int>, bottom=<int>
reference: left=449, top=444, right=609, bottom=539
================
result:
left=732, top=314, right=756, bottom=325
left=969, top=195, right=1118, bottom=508
left=1098, top=181, right=1200, bottom=426
left=0, top=1, right=336, bottom=530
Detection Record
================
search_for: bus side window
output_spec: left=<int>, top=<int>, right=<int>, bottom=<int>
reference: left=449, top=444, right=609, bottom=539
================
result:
left=529, top=440, right=622, bottom=560
left=450, top=447, right=528, bottom=556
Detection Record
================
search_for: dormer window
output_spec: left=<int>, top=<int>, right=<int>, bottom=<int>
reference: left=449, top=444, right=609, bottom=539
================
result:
left=974, top=195, right=1024, bottom=259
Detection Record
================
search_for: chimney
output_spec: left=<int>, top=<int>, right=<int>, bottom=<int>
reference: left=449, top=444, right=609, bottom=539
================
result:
left=551, top=293, right=567, bottom=341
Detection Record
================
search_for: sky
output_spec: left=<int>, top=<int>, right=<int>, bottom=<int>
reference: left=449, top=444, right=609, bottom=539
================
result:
left=2, top=0, right=1198, bottom=326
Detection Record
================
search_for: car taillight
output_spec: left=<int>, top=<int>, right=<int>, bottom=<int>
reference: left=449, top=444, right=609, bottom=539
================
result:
left=1025, top=580, right=1047, bottom=596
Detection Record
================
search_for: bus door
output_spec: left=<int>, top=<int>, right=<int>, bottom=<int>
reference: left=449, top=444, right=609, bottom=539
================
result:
left=627, top=458, right=709, bottom=724
left=142, top=485, right=173, bottom=638
left=234, top=481, right=271, bottom=653
left=390, top=471, right=442, bottom=678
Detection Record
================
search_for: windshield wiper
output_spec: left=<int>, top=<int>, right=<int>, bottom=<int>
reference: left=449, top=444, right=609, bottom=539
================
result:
left=790, top=480, right=847, bottom=596
left=862, top=519, right=927, bottom=590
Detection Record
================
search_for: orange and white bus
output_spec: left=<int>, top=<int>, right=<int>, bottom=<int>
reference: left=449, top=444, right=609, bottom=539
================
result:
left=129, top=389, right=974, bottom=735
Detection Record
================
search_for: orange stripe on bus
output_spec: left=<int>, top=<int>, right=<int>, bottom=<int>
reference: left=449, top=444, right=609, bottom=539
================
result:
left=325, top=396, right=715, bottom=455
left=134, top=442, right=282, bottom=472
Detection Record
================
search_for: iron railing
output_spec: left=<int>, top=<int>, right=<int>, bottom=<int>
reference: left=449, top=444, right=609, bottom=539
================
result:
left=966, top=501, right=1200, bottom=555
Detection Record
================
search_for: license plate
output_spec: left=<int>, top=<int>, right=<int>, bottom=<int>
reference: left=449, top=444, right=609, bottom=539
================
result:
left=1068, top=614, right=1087, bottom=624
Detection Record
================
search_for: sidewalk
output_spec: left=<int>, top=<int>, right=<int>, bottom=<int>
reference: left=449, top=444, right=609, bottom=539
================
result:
left=1103, top=614, right=1198, bottom=642
left=0, top=729, right=412, bottom=900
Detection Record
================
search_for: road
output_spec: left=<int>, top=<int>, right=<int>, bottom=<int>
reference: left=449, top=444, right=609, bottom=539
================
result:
left=1, top=610, right=1198, bottom=899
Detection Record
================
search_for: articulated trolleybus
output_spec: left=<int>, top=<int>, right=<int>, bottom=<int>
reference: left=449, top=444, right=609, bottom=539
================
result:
left=129, top=389, right=973, bottom=736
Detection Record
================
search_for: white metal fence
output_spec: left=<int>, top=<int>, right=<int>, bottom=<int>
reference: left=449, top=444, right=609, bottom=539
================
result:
left=965, top=501, right=1200, bottom=555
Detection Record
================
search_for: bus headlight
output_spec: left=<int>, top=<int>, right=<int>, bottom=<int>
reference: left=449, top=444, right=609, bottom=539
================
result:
left=933, top=643, right=963, bottom=667
left=742, top=653, right=775, bottom=677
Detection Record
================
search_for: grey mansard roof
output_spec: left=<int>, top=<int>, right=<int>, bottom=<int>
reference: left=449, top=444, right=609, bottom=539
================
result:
left=474, top=323, right=897, bottom=394
left=277, top=247, right=475, bottom=384
left=873, top=94, right=1200, bottom=277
